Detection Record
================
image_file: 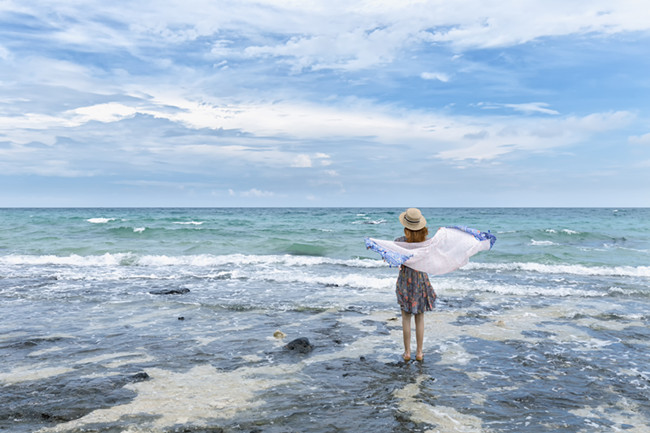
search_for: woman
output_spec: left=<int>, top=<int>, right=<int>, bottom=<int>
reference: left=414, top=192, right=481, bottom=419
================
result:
left=395, top=208, right=436, bottom=362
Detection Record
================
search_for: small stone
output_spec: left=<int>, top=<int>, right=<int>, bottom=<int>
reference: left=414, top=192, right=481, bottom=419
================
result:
left=285, top=337, right=313, bottom=353
left=178, top=316, right=185, bottom=321
left=273, top=330, right=286, bottom=339
left=129, top=372, right=150, bottom=382
left=495, top=320, right=506, bottom=327
left=149, top=288, right=190, bottom=295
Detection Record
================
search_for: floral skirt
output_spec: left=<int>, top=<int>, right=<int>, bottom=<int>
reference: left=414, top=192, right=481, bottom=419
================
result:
left=396, top=265, right=436, bottom=314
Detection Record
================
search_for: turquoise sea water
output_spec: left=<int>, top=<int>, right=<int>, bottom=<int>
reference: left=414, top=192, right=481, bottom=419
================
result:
left=1, top=208, right=649, bottom=432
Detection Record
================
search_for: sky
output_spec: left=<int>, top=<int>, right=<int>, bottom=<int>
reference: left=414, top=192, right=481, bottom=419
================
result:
left=1, top=0, right=650, bottom=207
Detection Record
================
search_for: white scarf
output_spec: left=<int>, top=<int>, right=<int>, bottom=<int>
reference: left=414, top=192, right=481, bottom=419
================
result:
left=365, top=226, right=495, bottom=275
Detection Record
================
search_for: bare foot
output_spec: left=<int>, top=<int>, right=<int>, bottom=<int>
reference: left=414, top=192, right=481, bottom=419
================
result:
left=402, top=352, right=411, bottom=362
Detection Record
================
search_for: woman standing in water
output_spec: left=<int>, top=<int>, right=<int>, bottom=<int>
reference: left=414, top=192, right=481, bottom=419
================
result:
left=395, top=208, right=436, bottom=362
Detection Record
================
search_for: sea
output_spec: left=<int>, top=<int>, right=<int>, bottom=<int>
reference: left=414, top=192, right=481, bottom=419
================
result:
left=1, top=207, right=648, bottom=433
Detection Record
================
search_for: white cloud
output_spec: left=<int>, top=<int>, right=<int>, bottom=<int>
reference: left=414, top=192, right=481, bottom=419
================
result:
left=0, top=89, right=636, bottom=171
left=291, top=154, right=312, bottom=167
left=6, top=1, right=648, bottom=74
left=315, top=153, right=332, bottom=166
left=70, top=103, right=139, bottom=123
left=226, top=188, right=275, bottom=198
left=0, top=45, right=11, bottom=60
left=435, top=110, right=634, bottom=161
left=240, top=188, right=275, bottom=197
left=629, top=132, right=650, bottom=145
left=481, top=102, right=560, bottom=116
left=1, top=0, right=649, bottom=206
left=420, top=72, right=449, bottom=82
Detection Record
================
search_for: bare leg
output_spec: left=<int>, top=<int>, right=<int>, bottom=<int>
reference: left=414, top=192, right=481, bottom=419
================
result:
left=414, top=313, right=424, bottom=360
left=401, top=310, right=412, bottom=360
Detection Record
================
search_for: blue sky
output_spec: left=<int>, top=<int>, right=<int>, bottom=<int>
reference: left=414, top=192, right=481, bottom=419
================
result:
left=1, top=1, right=649, bottom=207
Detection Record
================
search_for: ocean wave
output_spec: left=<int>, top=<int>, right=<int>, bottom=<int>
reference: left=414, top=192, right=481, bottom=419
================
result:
left=0, top=253, right=386, bottom=269
left=0, top=253, right=129, bottom=267
left=173, top=221, right=204, bottom=225
left=464, top=262, right=650, bottom=278
left=3, top=253, right=650, bottom=279
left=247, top=269, right=393, bottom=290
left=445, top=281, right=606, bottom=298
left=530, top=239, right=558, bottom=246
left=87, top=218, right=116, bottom=224
left=351, top=219, right=386, bottom=225
left=544, top=229, right=580, bottom=235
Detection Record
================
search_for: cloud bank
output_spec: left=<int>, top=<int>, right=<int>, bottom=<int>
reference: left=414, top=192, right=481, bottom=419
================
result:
left=1, top=0, right=649, bottom=206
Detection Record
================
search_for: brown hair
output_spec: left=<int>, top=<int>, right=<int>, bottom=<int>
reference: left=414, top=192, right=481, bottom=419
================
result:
left=404, top=227, right=428, bottom=243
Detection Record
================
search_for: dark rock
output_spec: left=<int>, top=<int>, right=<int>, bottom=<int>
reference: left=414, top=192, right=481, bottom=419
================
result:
left=149, top=288, right=190, bottom=295
left=167, top=426, right=224, bottom=433
left=39, top=412, right=69, bottom=422
left=128, top=372, right=150, bottom=382
left=178, top=316, right=185, bottom=320
left=285, top=337, right=313, bottom=353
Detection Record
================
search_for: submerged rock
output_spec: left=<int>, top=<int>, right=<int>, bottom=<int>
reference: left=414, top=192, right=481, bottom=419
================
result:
left=167, top=425, right=224, bottom=433
left=128, top=372, right=150, bottom=383
left=285, top=337, right=313, bottom=353
left=149, top=288, right=190, bottom=295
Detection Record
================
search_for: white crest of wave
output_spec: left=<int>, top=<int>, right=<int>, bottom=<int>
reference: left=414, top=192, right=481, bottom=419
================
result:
left=530, top=239, right=558, bottom=246
left=0, top=253, right=385, bottom=269
left=252, top=268, right=394, bottom=290
left=352, top=219, right=386, bottom=225
left=0, top=253, right=129, bottom=266
left=434, top=278, right=605, bottom=298
left=173, top=221, right=204, bottom=225
left=87, top=217, right=116, bottom=224
left=136, top=253, right=387, bottom=269
left=464, top=262, right=650, bottom=278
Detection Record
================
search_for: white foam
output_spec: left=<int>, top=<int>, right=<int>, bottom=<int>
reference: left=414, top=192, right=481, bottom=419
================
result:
left=28, top=346, right=65, bottom=357
left=544, top=228, right=579, bottom=235
left=133, top=227, right=145, bottom=233
left=464, top=261, right=650, bottom=278
left=253, top=268, right=394, bottom=290
left=87, top=218, right=115, bottom=224
left=173, top=221, right=204, bottom=225
left=0, top=364, right=74, bottom=385
left=75, top=351, right=155, bottom=368
left=394, top=375, right=485, bottom=432
left=570, top=404, right=650, bottom=433
left=352, top=219, right=386, bottom=225
left=39, top=363, right=300, bottom=432
left=0, top=253, right=386, bottom=270
left=530, top=239, right=557, bottom=246
left=454, top=281, right=605, bottom=298
left=0, top=253, right=129, bottom=267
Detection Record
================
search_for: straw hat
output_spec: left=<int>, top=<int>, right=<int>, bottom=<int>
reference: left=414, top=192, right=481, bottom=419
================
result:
left=399, top=208, right=427, bottom=231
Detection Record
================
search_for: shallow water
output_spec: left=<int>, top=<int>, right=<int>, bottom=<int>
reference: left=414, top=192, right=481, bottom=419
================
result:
left=1, top=208, right=649, bottom=432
